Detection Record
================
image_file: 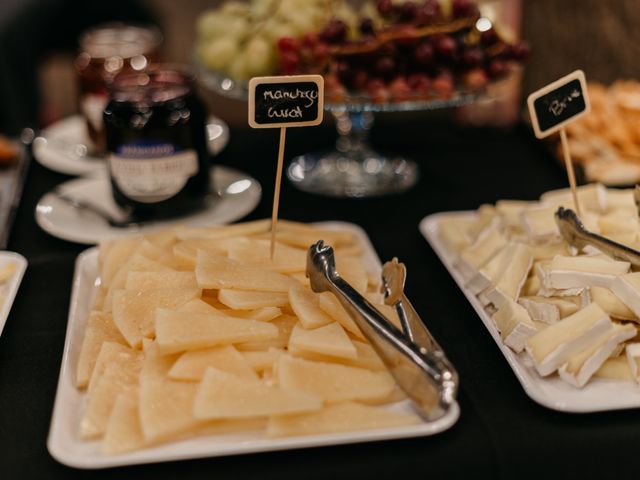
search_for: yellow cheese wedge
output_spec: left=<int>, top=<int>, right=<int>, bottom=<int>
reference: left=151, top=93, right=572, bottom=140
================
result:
left=267, top=401, right=421, bottom=438
left=289, top=284, right=334, bottom=329
left=168, top=345, right=258, bottom=381
left=235, top=315, right=297, bottom=351
left=155, top=309, right=278, bottom=354
left=175, top=219, right=271, bottom=240
left=125, top=271, right=197, bottom=290
left=143, top=228, right=178, bottom=249
left=177, top=298, right=220, bottom=314
left=288, top=322, right=357, bottom=360
left=221, top=306, right=282, bottom=322
left=100, top=236, right=141, bottom=286
left=80, top=347, right=143, bottom=439
left=218, top=289, right=289, bottom=309
left=226, top=239, right=307, bottom=273
left=336, top=256, right=369, bottom=294
left=193, top=368, right=322, bottom=419
left=196, top=253, right=296, bottom=292
left=103, top=253, right=174, bottom=312
left=112, top=288, right=200, bottom=347
left=598, top=213, right=639, bottom=235
left=437, top=217, right=473, bottom=253
left=102, top=390, right=145, bottom=455
left=172, top=238, right=227, bottom=270
left=290, top=340, right=386, bottom=371
left=87, top=341, right=141, bottom=397
left=276, top=354, right=395, bottom=403
left=526, top=303, right=613, bottom=376
left=75, top=311, right=126, bottom=388
left=318, top=292, right=364, bottom=340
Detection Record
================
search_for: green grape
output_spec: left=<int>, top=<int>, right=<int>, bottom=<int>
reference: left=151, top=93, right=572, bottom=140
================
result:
left=263, top=21, right=298, bottom=42
left=228, top=54, right=251, bottom=81
left=244, top=36, right=278, bottom=77
left=220, top=1, right=251, bottom=16
left=200, top=37, right=240, bottom=72
left=250, top=0, right=279, bottom=21
left=196, top=11, right=228, bottom=40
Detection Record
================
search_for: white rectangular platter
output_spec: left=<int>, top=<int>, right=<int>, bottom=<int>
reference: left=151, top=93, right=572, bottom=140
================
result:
left=0, top=251, right=27, bottom=337
left=48, top=221, right=459, bottom=469
left=420, top=212, right=640, bottom=413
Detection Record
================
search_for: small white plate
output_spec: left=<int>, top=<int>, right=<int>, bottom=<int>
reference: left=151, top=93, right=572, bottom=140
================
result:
left=47, top=222, right=459, bottom=469
left=420, top=212, right=640, bottom=413
left=33, top=114, right=230, bottom=176
left=35, top=166, right=261, bottom=244
left=0, top=252, right=27, bottom=337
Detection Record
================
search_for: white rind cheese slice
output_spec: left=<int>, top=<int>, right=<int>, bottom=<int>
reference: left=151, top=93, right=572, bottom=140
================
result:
left=466, top=243, right=514, bottom=295
left=484, top=243, right=533, bottom=308
left=590, top=286, right=637, bottom=321
left=518, top=296, right=580, bottom=325
left=540, top=183, right=607, bottom=213
left=542, top=255, right=630, bottom=290
left=492, top=298, right=537, bottom=353
left=594, top=355, right=634, bottom=380
left=520, top=206, right=559, bottom=241
left=454, top=219, right=507, bottom=280
left=525, top=303, right=613, bottom=376
left=625, top=343, right=640, bottom=382
left=558, top=323, right=636, bottom=388
left=611, top=272, right=640, bottom=319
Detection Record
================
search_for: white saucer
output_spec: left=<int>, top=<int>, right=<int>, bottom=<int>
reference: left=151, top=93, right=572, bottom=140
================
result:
left=35, top=166, right=261, bottom=244
left=33, top=114, right=230, bottom=176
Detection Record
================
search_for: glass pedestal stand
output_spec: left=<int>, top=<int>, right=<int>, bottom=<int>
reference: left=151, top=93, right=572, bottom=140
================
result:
left=287, top=110, right=418, bottom=198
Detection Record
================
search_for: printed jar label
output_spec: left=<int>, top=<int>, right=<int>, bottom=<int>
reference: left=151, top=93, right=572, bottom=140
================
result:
left=109, top=145, right=198, bottom=203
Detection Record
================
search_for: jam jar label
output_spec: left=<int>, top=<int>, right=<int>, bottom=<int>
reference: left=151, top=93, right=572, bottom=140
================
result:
left=109, top=141, right=199, bottom=203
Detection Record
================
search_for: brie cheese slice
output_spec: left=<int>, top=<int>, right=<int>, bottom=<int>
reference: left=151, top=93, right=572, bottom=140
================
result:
left=611, top=272, right=640, bottom=319
left=540, top=183, right=607, bottom=213
left=495, top=200, right=533, bottom=228
left=484, top=243, right=533, bottom=308
left=558, top=323, right=636, bottom=388
left=590, top=286, right=638, bottom=321
left=542, top=255, right=630, bottom=290
left=525, top=303, right=613, bottom=376
left=521, top=206, right=559, bottom=241
left=594, top=355, right=633, bottom=380
left=625, top=343, right=640, bottom=381
left=492, top=298, right=537, bottom=353
left=455, top=219, right=507, bottom=280
left=466, top=243, right=515, bottom=295
left=518, top=296, right=579, bottom=325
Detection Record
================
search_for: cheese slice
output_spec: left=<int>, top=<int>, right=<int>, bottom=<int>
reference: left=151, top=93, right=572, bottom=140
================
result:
left=267, top=402, right=421, bottom=438
left=594, top=355, right=633, bottom=380
left=193, top=368, right=322, bottom=419
left=102, top=390, right=145, bottom=455
left=611, top=272, right=640, bottom=319
left=455, top=219, right=507, bottom=280
left=317, top=292, right=364, bottom=340
left=466, top=243, right=514, bottom=295
left=195, top=253, right=296, bottom=292
left=155, top=309, right=278, bottom=354
left=438, top=217, right=474, bottom=253
left=235, top=314, right=297, bottom=351
left=492, top=298, right=537, bottom=353
left=288, top=322, right=357, bottom=360
left=495, top=200, right=532, bottom=228
left=626, top=343, right=640, bottom=381
left=531, top=243, right=569, bottom=261
left=484, top=243, right=533, bottom=308
left=542, top=255, right=630, bottom=290
left=276, top=354, right=395, bottom=403
left=217, top=289, right=290, bottom=309
left=125, top=271, right=197, bottom=291
left=590, top=286, right=637, bottom=321
left=242, top=348, right=284, bottom=372
left=521, top=206, right=559, bottom=241
left=558, top=323, right=636, bottom=387
left=525, top=303, right=613, bottom=376
left=168, top=345, right=258, bottom=381
left=518, top=296, right=579, bottom=324
left=540, top=183, right=607, bottom=213
left=289, top=283, right=334, bottom=329
left=597, top=213, right=639, bottom=235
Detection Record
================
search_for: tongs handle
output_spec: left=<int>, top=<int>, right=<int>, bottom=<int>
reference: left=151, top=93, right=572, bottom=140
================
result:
left=555, top=207, right=640, bottom=267
left=306, top=241, right=458, bottom=421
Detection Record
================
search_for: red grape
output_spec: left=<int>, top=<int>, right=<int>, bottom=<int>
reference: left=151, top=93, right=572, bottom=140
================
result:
left=510, top=41, right=531, bottom=61
left=367, top=78, right=390, bottom=103
left=280, top=51, right=300, bottom=74
left=433, top=35, right=457, bottom=60
left=416, top=3, right=438, bottom=26
left=376, top=0, right=394, bottom=16
left=463, top=67, right=488, bottom=90
left=389, top=77, right=412, bottom=101
left=480, top=28, right=499, bottom=46
left=319, top=20, right=347, bottom=44
left=413, top=42, right=434, bottom=67
left=277, top=37, right=299, bottom=53
left=400, top=2, right=419, bottom=22
left=432, top=72, right=454, bottom=97
left=302, top=33, right=318, bottom=48
left=313, top=43, right=330, bottom=62
left=487, top=59, right=508, bottom=78
left=462, top=47, right=484, bottom=67
left=407, top=73, right=430, bottom=93
left=452, top=0, right=479, bottom=18
left=374, top=56, right=396, bottom=79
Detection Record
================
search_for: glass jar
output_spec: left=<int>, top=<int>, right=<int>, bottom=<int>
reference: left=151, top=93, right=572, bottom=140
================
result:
left=103, top=67, right=211, bottom=220
left=75, top=23, right=162, bottom=152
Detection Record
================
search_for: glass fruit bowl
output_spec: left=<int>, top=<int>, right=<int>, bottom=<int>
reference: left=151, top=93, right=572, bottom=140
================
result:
left=197, top=62, right=508, bottom=197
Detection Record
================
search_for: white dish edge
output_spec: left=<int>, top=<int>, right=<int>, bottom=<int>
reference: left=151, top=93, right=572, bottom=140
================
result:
left=47, top=221, right=460, bottom=469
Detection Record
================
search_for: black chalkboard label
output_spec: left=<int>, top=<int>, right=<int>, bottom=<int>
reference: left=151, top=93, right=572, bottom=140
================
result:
left=527, top=70, right=590, bottom=138
left=248, top=75, right=324, bottom=129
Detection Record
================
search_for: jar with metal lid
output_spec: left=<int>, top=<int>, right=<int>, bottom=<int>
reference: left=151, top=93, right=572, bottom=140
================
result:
left=75, top=23, right=162, bottom=152
left=103, top=67, right=211, bottom=220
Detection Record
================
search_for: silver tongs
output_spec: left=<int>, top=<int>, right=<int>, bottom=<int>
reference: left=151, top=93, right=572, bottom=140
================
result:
left=306, top=241, right=458, bottom=421
left=555, top=206, right=640, bottom=267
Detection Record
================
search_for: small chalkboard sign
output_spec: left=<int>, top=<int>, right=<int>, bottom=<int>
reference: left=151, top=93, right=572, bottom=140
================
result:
left=248, top=75, right=324, bottom=129
left=527, top=70, right=590, bottom=139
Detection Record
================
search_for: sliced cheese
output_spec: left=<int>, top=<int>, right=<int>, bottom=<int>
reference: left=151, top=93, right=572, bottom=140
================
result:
left=542, top=255, right=630, bottom=290
left=168, top=345, right=258, bottom=381
left=590, top=286, right=637, bottom=321
left=484, top=243, right=533, bottom=308
left=518, top=296, right=579, bottom=324
left=594, top=355, right=633, bottom=380
left=626, top=343, right=640, bottom=381
left=611, top=272, right=640, bottom=319
left=520, top=206, right=559, bottom=241
left=525, top=303, right=613, bottom=376
left=558, top=323, right=636, bottom=387
left=218, top=289, right=289, bottom=309
left=492, top=298, right=537, bottom=353
left=455, top=219, right=507, bottom=280
left=288, top=322, right=357, bottom=360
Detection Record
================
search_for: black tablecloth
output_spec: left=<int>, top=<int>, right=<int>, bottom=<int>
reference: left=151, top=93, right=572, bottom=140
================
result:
left=2, top=119, right=637, bottom=479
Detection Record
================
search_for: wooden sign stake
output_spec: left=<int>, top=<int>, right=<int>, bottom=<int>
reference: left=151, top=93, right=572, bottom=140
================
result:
left=248, top=74, right=324, bottom=259
left=270, top=127, right=287, bottom=259
left=528, top=70, right=590, bottom=218
left=559, top=127, right=582, bottom=217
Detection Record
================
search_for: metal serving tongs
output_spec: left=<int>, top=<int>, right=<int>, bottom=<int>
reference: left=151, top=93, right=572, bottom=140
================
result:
left=306, top=241, right=458, bottom=421
left=555, top=206, right=640, bottom=267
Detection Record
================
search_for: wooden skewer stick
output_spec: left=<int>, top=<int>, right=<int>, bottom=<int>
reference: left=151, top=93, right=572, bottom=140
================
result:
left=559, top=127, right=582, bottom=218
left=270, top=127, right=287, bottom=259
